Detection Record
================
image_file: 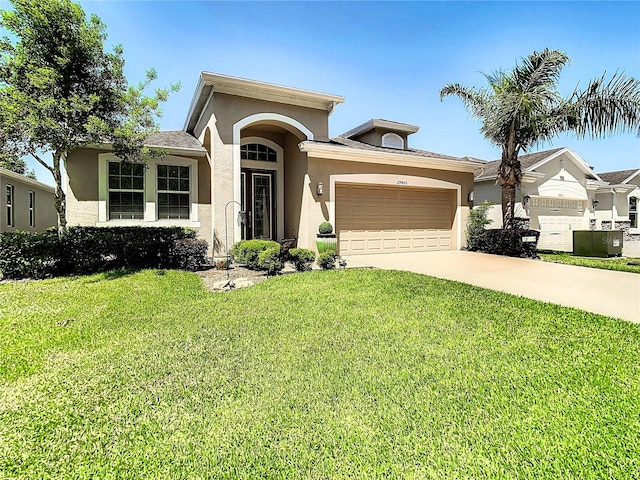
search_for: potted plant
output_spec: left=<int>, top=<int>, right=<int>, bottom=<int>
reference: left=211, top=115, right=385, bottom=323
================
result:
left=316, top=221, right=337, bottom=254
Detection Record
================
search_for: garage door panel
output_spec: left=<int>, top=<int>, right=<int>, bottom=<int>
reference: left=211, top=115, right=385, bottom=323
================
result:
left=336, top=184, right=455, bottom=255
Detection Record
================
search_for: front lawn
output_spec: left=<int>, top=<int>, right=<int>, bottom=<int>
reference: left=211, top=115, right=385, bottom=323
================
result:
left=539, top=251, right=640, bottom=273
left=1, top=270, right=639, bottom=478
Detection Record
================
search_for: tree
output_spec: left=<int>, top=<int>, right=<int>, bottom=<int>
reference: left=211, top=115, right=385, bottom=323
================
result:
left=0, top=0, right=179, bottom=231
left=441, top=48, right=640, bottom=229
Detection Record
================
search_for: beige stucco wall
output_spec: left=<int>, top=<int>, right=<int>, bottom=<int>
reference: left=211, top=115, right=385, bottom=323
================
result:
left=65, top=148, right=213, bottom=249
left=0, top=172, right=57, bottom=233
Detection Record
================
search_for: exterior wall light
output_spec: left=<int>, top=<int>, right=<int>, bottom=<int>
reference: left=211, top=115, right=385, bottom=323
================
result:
left=523, top=195, right=530, bottom=205
left=592, top=199, right=599, bottom=209
left=317, top=182, right=324, bottom=196
left=467, top=191, right=474, bottom=203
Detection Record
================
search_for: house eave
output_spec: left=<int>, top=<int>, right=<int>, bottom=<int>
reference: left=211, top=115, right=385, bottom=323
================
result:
left=92, top=143, right=207, bottom=157
left=299, top=142, right=478, bottom=173
left=342, top=119, right=420, bottom=138
left=0, top=167, right=55, bottom=192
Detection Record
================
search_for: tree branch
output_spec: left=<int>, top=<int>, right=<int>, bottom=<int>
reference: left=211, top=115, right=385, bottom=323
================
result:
left=29, top=150, right=55, bottom=175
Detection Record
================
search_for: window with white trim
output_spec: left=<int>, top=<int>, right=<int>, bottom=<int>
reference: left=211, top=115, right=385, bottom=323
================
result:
left=108, top=162, right=145, bottom=219
left=157, top=165, right=190, bottom=219
left=29, top=191, right=35, bottom=227
left=6, top=185, right=14, bottom=227
left=381, top=133, right=404, bottom=149
left=630, top=196, right=638, bottom=228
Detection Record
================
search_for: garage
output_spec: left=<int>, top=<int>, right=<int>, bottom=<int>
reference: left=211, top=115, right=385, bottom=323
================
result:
left=529, top=196, right=588, bottom=251
left=335, top=183, right=455, bottom=255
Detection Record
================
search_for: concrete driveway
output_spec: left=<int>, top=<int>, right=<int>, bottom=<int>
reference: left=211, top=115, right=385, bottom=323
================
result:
left=344, top=251, right=640, bottom=323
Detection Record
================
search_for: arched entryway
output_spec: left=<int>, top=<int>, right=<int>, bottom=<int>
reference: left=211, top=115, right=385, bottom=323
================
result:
left=232, top=113, right=313, bottom=242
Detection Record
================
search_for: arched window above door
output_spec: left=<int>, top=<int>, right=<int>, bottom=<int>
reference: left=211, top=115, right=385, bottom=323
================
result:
left=241, top=143, right=277, bottom=162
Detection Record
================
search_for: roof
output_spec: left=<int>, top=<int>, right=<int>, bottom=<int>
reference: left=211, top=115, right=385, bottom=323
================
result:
left=342, top=119, right=420, bottom=138
left=474, top=147, right=566, bottom=180
left=597, top=168, right=639, bottom=185
left=145, top=131, right=206, bottom=152
left=0, top=166, right=55, bottom=192
left=184, top=72, right=344, bottom=133
left=311, top=136, right=484, bottom=163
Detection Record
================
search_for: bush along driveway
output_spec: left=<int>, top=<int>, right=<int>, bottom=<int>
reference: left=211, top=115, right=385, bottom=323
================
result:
left=1, top=268, right=639, bottom=478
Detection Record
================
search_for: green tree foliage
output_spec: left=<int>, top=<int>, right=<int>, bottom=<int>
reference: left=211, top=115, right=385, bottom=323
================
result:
left=441, top=49, right=640, bottom=229
left=466, top=201, right=493, bottom=251
left=0, top=0, right=179, bottom=230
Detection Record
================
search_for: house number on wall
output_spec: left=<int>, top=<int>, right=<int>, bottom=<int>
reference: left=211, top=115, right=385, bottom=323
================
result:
left=397, top=180, right=408, bottom=185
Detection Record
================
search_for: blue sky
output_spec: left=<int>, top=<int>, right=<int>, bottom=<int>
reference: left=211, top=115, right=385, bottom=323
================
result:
left=4, top=0, right=640, bottom=183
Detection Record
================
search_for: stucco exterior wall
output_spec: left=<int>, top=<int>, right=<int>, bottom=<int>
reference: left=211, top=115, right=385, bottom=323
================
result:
left=0, top=171, right=57, bottom=232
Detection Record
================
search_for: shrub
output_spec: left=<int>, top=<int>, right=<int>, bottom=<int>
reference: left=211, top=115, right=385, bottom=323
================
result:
left=0, top=226, right=205, bottom=279
left=0, top=230, right=60, bottom=280
left=476, top=229, right=540, bottom=258
left=318, top=221, right=333, bottom=235
left=231, top=239, right=280, bottom=269
left=288, top=248, right=315, bottom=272
left=170, top=238, right=208, bottom=271
left=466, top=201, right=493, bottom=251
left=257, top=246, right=284, bottom=275
left=317, top=250, right=336, bottom=270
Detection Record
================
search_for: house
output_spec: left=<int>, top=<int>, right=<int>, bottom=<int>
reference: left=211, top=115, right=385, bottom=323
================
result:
left=473, top=148, right=640, bottom=252
left=64, top=72, right=480, bottom=256
left=1, top=167, right=57, bottom=233
left=594, top=169, right=640, bottom=239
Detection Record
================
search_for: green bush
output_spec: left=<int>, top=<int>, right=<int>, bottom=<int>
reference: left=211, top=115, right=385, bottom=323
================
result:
left=318, top=221, right=333, bottom=235
left=288, top=248, right=316, bottom=272
left=466, top=201, right=493, bottom=251
left=476, top=229, right=540, bottom=258
left=257, top=246, right=284, bottom=275
left=317, top=250, right=336, bottom=270
left=0, top=227, right=205, bottom=280
left=231, top=239, right=280, bottom=269
left=0, top=230, right=60, bottom=280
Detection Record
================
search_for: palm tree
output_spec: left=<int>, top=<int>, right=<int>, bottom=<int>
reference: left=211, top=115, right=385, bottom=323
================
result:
left=441, top=48, right=640, bottom=229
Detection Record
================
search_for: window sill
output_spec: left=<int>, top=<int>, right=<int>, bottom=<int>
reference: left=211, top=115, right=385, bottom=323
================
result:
left=629, top=228, right=640, bottom=235
left=96, top=220, right=201, bottom=228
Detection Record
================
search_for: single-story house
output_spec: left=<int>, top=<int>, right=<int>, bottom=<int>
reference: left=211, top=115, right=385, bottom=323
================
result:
left=64, top=72, right=481, bottom=256
left=473, top=148, right=640, bottom=252
left=1, top=167, right=57, bottom=233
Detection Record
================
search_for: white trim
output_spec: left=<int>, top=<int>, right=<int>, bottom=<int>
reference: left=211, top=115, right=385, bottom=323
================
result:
left=527, top=148, right=602, bottom=181
left=300, top=141, right=478, bottom=173
left=98, top=153, right=200, bottom=227
left=232, top=113, right=314, bottom=242
left=381, top=132, right=404, bottom=149
left=622, top=169, right=640, bottom=184
left=328, top=173, right=463, bottom=250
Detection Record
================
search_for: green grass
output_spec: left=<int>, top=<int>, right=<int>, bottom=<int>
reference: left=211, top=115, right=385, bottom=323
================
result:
left=539, top=251, right=640, bottom=273
left=1, top=269, right=639, bottom=478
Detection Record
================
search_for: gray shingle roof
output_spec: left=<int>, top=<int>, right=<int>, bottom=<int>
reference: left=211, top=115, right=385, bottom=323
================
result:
left=474, top=147, right=566, bottom=180
left=145, top=131, right=206, bottom=152
left=320, top=136, right=483, bottom=163
left=597, top=169, right=639, bottom=185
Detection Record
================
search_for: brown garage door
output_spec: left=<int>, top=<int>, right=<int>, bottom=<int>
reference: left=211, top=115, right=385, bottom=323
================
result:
left=335, top=184, right=455, bottom=255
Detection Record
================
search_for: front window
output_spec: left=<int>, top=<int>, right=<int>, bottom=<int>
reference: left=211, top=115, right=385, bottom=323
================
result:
left=630, top=197, right=638, bottom=228
left=108, top=162, right=145, bottom=220
left=6, top=185, right=14, bottom=227
left=157, top=165, right=190, bottom=219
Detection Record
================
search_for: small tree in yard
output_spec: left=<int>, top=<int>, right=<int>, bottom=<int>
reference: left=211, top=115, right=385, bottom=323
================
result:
left=0, top=0, right=179, bottom=232
left=466, top=201, right=492, bottom=251
left=441, top=48, right=640, bottom=230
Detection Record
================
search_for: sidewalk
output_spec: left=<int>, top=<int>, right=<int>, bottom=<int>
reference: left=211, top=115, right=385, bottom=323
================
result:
left=344, top=251, right=640, bottom=323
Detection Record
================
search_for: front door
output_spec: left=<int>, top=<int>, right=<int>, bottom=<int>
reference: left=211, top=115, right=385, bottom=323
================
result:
left=241, top=170, right=276, bottom=240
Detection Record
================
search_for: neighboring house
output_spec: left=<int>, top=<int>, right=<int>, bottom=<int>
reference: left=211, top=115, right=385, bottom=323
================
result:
left=0, top=167, right=57, bottom=233
left=64, top=72, right=480, bottom=256
left=473, top=148, right=640, bottom=252
left=594, top=169, right=640, bottom=240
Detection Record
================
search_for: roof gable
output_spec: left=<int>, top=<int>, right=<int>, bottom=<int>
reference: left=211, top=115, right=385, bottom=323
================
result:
left=597, top=168, right=640, bottom=185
